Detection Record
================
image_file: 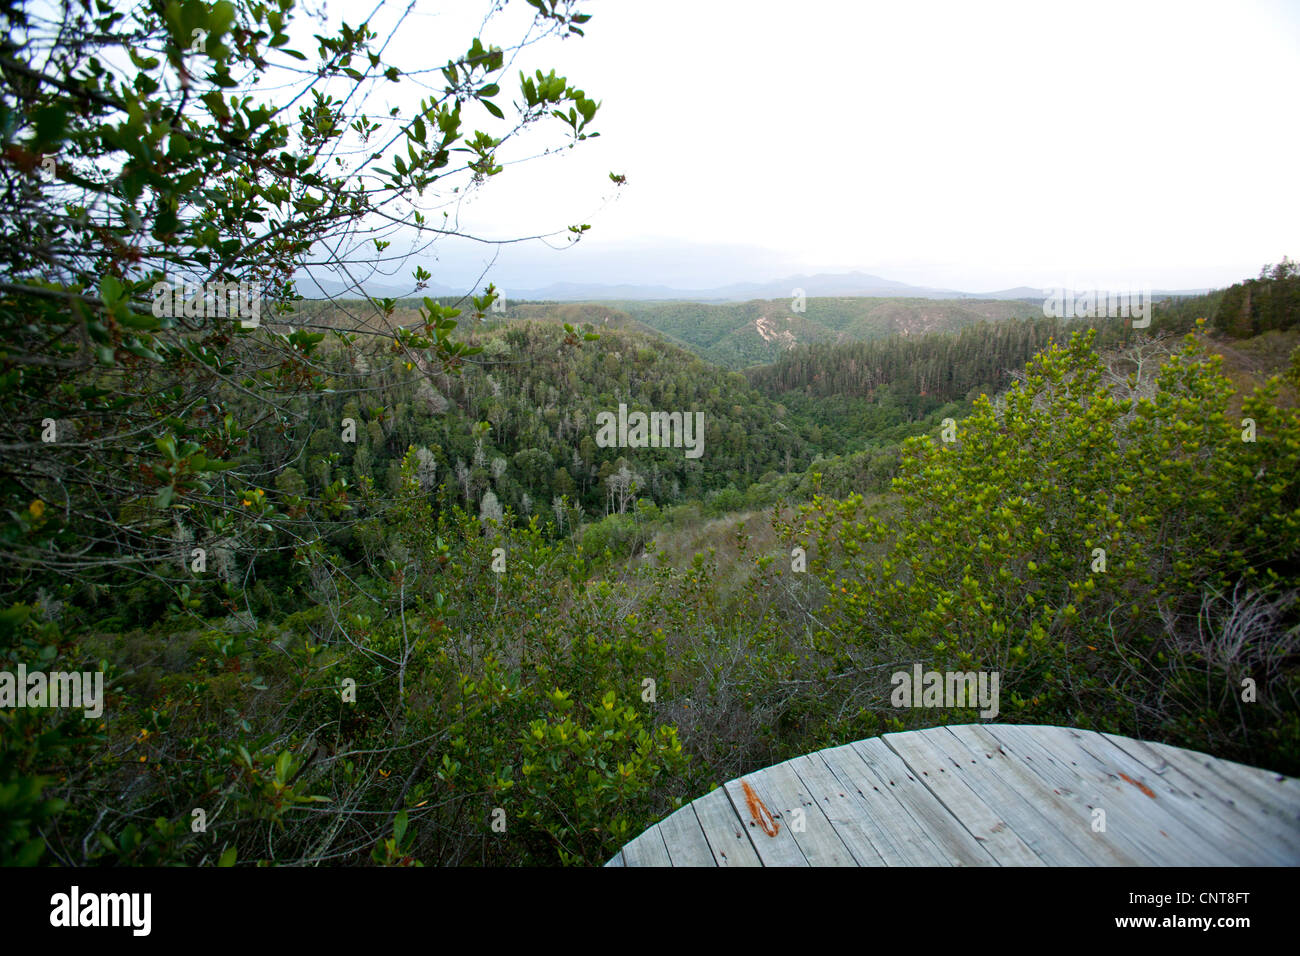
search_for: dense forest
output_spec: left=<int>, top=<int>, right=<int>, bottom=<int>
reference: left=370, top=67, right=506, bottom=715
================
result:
left=1, top=0, right=1298, bottom=872
left=281, top=324, right=826, bottom=512
left=1212, top=259, right=1300, bottom=338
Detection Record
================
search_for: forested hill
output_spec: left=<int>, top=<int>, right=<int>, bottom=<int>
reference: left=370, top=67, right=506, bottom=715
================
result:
left=294, top=319, right=834, bottom=526
left=1213, top=270, right=1300, bottom=337
left=744, top=296, right=1219, bottom=408
left=497, top=296, right=1045, bottom=369
left=476, top=293, right=1226, bottom=373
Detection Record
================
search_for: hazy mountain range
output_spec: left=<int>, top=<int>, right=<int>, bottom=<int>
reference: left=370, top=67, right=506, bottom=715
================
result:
left=298, top=270, right=1212, bottom=303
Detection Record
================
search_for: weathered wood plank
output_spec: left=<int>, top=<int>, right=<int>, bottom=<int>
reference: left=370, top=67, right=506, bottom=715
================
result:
left=691, top=786, right=762, bottom=867
left=946, top=724, right=1148, bottom=866
left=923, top=726, right=1096, bottom=865
left=723, top=770, right=811, bottom=866
left=815, top=745, right=953, bottom=865
left=847, top=736, right=998, bottom=865
left=621, top=823, right=674, bottom=867
left=785, top=751, right=895, bottom=865
left=656, top=801, right=718, bottom=867
left=1031, top=726, right=1259, bottom=865
left=1102, top=733, right=1299, bottom=864
left=615, top=724, right=1300, bottom=867
left=752, top=758, right=858, bottom=866
left=969, top=724, right=1168, bottom=865
left=988, top=725, right=1215, bottom=865
left=1225, top=757, right=1300, bottom=800
left=1148, top=739, right=1300, bottom=840
left=883, top=727, right=1045, bottom=866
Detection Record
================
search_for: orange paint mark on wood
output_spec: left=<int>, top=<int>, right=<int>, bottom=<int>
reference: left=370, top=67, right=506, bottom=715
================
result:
left=1119, top=772, right=1156, bottom=798
left=741, top=779, right=780, bottom=837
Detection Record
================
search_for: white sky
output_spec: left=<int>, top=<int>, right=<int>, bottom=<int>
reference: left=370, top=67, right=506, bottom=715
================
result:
left=311, top=0, right=1300, bottom=293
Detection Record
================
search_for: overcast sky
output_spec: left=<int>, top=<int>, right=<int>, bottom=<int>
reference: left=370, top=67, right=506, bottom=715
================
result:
left=310, top=0, right=1300, bottom=295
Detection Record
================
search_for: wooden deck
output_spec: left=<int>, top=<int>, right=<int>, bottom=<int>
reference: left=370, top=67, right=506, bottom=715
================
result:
left=607, top=724, right=1300, bottom=866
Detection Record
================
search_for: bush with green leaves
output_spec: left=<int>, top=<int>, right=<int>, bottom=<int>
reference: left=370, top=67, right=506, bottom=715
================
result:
left=788, top=326, right=1300, bottom=768
left=8, top=447, right=699, bottom=866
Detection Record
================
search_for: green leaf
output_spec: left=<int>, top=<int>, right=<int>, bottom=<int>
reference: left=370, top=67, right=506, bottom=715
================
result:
left=31, top=105, right=67, bottom=147
left=119, top=310, right=160, bottom=331
left=98, top=275, right=125, bottom=306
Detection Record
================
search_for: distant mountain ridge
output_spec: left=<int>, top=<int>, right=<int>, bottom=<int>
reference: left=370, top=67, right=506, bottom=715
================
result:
left=298, top=270, right=1212, bottom=304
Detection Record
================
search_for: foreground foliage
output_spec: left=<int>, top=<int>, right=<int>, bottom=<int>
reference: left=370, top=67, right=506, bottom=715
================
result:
left=788, top=326, right=1300, bottom=764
